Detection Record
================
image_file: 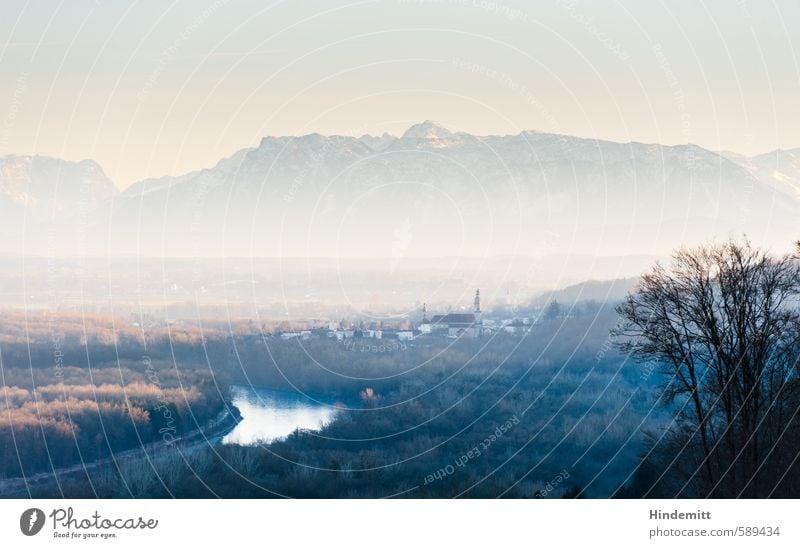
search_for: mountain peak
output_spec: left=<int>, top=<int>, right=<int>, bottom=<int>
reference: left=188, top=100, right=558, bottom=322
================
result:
left=401, top=120, right=453, bottom=140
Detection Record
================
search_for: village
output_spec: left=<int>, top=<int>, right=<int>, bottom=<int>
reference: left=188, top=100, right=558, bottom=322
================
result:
left=274, top=290, right=541, bottom=345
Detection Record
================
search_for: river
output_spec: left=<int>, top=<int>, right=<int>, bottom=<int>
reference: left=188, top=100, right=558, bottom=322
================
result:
left=222, top=385, right=338, bottom=445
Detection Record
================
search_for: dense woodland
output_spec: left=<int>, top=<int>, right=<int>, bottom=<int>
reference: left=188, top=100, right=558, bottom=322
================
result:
left=1, top=302, right=669, bottom=497
left=4, top=241, right=800, bottom=500
left=0, top=324, right=229, bottom=479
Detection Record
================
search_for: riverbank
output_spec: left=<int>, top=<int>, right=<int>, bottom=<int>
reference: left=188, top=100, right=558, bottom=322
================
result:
left=0, top=406, right=240, bottom=498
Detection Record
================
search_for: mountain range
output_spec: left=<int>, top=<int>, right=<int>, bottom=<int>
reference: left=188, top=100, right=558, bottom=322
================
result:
left=2, top=121, right=799, bottom=259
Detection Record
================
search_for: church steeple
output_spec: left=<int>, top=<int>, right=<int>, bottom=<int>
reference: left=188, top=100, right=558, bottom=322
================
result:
left=473, top=289, right=481, bottom=314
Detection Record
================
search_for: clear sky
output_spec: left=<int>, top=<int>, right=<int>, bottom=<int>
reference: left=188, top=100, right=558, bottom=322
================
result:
left=1, top=0, right=798, bottom=188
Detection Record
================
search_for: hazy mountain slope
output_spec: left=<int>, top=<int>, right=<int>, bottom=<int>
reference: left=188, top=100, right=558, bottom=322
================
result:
left=0, top=155, right=117, bottom=253
left=5, top=123, right=800, bottom=260
left=532, top=277, right=639, bottom=307
left=0, top=155, right=116, bottom=219
left=101, top=121, right=800, bottom=257
left=729, top=148, right=800, bottom=200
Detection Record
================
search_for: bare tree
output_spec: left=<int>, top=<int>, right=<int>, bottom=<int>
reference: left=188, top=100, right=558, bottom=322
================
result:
left=615, top=240, right=800, bottom=497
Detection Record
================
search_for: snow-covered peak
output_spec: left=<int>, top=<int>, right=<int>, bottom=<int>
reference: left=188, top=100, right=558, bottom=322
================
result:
left=401, top=120, right=453, bottom=140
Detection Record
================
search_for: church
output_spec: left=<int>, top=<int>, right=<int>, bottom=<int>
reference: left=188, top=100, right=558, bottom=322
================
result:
left=419, top=290, right=483, bottom=338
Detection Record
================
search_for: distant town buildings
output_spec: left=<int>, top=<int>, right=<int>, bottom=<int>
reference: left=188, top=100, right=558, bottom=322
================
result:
left=274, top=289, right=544, bottom=344
left=423, top=289, right=484, bottom=338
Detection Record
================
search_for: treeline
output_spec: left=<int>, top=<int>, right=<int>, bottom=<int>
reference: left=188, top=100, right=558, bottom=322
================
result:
left=7, top=241, right=800, bottom=498
left=614, top=241, right=800, bottom=498
left=0, top=365, right=228, bottom=479
left=22, top=304, right=668, bottom=498
left=0, top=311, right=232, bottom=371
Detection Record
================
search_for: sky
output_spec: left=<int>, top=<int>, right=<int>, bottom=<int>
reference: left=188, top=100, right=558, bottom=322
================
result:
left=1, top=0, right=799, bottom=189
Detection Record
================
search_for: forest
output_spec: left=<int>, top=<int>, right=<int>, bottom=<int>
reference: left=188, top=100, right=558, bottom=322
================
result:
left=0, top=316, right=230, bottom=480
left=1, top=301, right=668, bottom=497
left=4, top=241, right=800, bottom=499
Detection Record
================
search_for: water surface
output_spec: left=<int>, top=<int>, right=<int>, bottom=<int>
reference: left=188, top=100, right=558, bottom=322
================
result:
left=223, top=385, right=337, bottom=445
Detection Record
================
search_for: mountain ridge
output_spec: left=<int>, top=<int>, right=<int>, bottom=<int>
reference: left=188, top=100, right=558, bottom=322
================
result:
left=3, top=122, right=799, bottom=258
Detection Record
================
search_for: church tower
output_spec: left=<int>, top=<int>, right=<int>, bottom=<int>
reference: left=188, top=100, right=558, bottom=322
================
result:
left=473, top=289, right=483, bottom=336
left=419, top=302, right=432, bottom=334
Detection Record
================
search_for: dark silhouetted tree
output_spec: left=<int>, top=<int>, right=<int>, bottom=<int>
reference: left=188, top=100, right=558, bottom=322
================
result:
left=615, top=239, right=800, bottom=497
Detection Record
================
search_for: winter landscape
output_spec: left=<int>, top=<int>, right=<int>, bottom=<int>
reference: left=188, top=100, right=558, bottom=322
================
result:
left=1, top=1, right=799, bottom=516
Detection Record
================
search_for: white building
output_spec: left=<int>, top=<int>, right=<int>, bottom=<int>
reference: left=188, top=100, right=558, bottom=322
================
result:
left=421, top=290, right=484, bottom=338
